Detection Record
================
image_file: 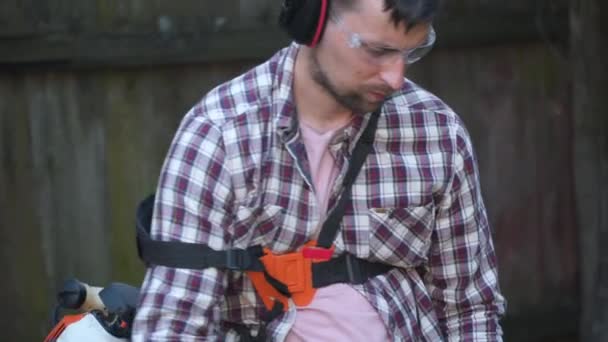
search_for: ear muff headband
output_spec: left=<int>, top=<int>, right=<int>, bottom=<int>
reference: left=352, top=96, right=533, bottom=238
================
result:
left=279, top=0, right=330, bottom=46
left=309, top=0, right=329, bottom=47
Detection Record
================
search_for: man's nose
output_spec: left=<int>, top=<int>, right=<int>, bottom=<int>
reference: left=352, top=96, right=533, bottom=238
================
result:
left=379, top=56, right=406, bottom=91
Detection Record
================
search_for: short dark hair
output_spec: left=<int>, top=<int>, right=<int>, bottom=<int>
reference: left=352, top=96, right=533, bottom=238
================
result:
left=331, top=0, right=441, bottom=31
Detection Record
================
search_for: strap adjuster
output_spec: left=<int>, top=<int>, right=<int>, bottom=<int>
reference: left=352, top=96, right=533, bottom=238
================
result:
left=262, top=249, right=310, bottom=294
left=345, top=253, right=366, bottom=284
left=247, top=241, right=332, bottom=311
left=302, top=246, right=333, bottom=261
left=225, top=249, right=252, bottom=270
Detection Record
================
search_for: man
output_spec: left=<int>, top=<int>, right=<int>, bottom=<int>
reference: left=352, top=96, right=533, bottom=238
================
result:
left=132, top=0, right=506, bottom=340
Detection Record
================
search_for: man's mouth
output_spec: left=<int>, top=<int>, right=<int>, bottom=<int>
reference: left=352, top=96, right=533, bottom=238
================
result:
left=368, top=90, right=390, bottom=101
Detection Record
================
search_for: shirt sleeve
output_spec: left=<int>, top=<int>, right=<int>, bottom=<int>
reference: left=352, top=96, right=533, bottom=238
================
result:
left=425, top=117, right=507, bottom=341
left=132, top=109, right=235, bottom=341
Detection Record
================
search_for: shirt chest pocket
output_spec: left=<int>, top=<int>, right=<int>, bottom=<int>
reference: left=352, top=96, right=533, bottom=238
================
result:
left=367, top=203, right=435, bottom=268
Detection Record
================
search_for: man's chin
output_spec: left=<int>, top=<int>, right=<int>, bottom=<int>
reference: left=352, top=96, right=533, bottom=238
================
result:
left=359, top=99, right=385, bottom=113
left=361, top=92, right=391, bottom=111
left=335, top=94, right=385, bottom=115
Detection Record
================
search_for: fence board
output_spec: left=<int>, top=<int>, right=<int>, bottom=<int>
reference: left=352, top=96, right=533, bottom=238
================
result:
left=0, top=1, right=568, bottom=67
left=0, top=1, right=578, bottom=340
left=0, top=74, right=51, bottom=340
left=572, top=0, right=608, bottom=340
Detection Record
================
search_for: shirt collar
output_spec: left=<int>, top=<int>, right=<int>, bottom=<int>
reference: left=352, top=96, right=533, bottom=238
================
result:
left=272, top=42, right=300, bottom=140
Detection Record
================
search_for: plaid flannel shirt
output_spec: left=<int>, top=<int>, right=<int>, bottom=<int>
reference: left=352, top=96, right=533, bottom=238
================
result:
left=132, top=43, right=506, bottom=341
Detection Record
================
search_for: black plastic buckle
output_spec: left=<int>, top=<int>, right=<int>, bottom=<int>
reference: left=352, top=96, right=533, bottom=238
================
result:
left=225, top=249, right=252, bottom=270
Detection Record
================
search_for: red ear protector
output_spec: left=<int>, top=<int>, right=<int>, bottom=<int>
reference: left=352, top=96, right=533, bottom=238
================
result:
left=279, top=0, right=330, bottom=47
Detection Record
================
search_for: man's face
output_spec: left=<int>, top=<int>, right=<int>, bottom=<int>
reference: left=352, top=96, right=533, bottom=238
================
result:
left=309, top=0, right=432, bottom=114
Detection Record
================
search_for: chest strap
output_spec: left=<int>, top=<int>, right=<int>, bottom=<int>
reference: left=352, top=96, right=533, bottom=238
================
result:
left=136, top=109, right=391, bottom=314
left=137, top=196, right=392, bottom=311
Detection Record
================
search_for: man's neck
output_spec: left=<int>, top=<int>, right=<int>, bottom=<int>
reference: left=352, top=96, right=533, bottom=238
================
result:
left=293, top=48, right=353, bottom=132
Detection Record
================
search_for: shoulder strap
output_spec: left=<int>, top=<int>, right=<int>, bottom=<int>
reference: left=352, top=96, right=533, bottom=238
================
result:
left=316, top=109, right=381, bottom=248
left=136, top=195, right=264, bottom=271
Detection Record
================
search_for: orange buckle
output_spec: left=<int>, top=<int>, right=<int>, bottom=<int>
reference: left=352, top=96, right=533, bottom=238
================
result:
left=246, top=241, right=334, bottom=311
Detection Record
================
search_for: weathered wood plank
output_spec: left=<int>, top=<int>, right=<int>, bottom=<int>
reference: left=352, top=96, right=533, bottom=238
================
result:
left=572, top=0, right=608, bottom=340
left=0, top=71, right=113, bottom=340
left=0, top=3, right=568, bottom=67
left=0, top=0, right=259, bottom=37
left=0, top=28, right=289, bottom=68
left=501, top=306, right=578, bottom=341
left=0, top=73, right=52, bottom=341
left=23, top=72, right=111, bottom=286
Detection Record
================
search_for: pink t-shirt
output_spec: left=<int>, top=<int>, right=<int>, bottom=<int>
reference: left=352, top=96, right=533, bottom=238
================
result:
left=285, top=121, right=389, bottom=341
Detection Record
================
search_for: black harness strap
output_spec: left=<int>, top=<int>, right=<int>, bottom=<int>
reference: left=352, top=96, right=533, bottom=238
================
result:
left=136, top=195, right=265, bottom=272
left=316, top=109, right=380, bottom=249
left=135, top=108, right=390, bottom=340
left=312, top=253, right=393, bottom=287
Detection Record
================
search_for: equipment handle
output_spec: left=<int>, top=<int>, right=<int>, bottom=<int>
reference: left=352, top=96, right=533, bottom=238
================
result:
left=57, top=278, right=106, bottom=313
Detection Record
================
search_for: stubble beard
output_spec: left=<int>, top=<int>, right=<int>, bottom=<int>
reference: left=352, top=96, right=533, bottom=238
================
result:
left=309, top=50, right=384, bottom=115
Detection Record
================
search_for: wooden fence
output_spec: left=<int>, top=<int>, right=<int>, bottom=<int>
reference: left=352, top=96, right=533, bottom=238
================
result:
left=0, top=1, right=576, bottom=341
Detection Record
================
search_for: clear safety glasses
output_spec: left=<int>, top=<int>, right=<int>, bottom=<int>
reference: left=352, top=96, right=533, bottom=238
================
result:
left=334, top=19, right=436, bottom=66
